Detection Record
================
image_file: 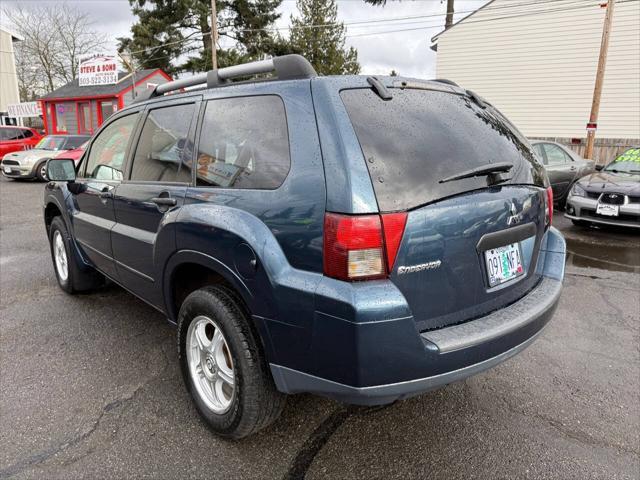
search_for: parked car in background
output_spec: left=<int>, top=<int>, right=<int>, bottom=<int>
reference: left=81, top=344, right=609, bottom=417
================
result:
left=531, top=141, right=595, bottom=207
left=43, top=55, right=565, bottom=439
left=0, top=126, right=42, bottom=158
left=54, top=141, right=89, bottom=165
left=565, top=147, right=640, bottom=229
left=1, top=134, right=90, bottom=181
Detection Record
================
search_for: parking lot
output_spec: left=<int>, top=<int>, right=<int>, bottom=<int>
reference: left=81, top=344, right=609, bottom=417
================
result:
left=0, top=176, right=638, bottom=480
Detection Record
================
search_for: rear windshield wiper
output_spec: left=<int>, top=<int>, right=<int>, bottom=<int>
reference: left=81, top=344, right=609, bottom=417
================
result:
left=439, top=162, right=513, bottom=184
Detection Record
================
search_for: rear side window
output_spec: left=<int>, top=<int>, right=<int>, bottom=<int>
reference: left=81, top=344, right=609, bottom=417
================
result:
left=196, top=95, right=290, bottom=189
left=341, top=88, right=540, bottom=211
left=130, top=103, right=195, bottom=183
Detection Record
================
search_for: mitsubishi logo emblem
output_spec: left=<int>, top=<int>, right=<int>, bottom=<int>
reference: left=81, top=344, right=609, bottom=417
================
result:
left=507, top=202, right=522, bottom=226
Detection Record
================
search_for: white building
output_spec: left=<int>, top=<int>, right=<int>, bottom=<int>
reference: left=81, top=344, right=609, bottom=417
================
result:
left=432, top=0, right=640, bottom=162
left=0, top=27, right=22, bottom=125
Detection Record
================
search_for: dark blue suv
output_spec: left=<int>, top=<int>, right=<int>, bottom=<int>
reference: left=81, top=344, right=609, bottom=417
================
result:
left=44, top=55, right=565, bottom=439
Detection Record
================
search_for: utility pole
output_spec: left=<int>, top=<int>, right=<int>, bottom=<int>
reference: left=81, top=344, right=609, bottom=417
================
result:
left=210, top=0, right=218, bottom=69
left=585, top=0, right=616, bottom=161
left=445, top=0, right=455, bottom=29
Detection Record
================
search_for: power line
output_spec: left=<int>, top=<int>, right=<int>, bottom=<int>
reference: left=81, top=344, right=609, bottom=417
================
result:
left=124, top=0, right=581, bottom=55
left=346, top=0, right=638, bottom=38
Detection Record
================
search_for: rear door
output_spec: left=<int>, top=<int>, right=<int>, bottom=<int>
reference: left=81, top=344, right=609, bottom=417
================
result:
left=71, top=111, right=141, bottom=279
left=111, top=98, right=199, bottom=304
left=341, top=85, right=548, bottom=331
left=539, top=143, right=576, bottom=199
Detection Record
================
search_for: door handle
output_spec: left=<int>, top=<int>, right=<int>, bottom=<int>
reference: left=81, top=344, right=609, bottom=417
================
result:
left=151, top=197, right=177, bottom=207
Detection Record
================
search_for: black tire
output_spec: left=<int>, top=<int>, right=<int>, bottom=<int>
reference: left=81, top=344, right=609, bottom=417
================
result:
left=35, top=160, right=48, bottom=182
left=178, top=285, right=285, bottom=439
left=571, top=219, right=591, bottom=228
left=48, top=216, right=103, bottom=293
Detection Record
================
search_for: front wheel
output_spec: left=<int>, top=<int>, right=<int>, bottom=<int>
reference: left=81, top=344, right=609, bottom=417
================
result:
left=178, top=285, right=285, bottom=439
left=36, top=161, right=48, bottom=182
left=49, top=216, right=103, bottom=293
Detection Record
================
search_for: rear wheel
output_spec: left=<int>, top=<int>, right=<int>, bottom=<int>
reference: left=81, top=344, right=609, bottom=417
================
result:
left=49, top=216, right=103, bottom=293
left=178, top=285, right=285, bottom=439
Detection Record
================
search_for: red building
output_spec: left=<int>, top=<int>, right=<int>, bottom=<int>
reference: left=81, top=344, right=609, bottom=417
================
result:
left=38, top=69, right=171, bottom=135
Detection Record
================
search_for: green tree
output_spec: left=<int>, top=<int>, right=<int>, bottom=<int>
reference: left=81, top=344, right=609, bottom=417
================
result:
left=288, top=0, right=359, bottom=75
left=118, top=0, right=284, bottom=75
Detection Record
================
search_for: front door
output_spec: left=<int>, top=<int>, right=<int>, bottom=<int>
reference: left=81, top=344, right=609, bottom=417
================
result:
left=70, top=112, right=140, bottom=279
left=111, top=99, right=199, bottom=305
left=78, top=102, right=92, bottom=135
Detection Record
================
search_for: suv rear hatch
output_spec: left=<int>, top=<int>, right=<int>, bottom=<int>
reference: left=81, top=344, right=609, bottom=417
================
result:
left=341, top=82, right=550, bottom=330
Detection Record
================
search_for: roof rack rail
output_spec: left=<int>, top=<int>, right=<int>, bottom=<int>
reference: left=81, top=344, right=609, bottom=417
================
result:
left=432, top=78, right=459, bottom=87
left=134, top=54, right=317, bottom=103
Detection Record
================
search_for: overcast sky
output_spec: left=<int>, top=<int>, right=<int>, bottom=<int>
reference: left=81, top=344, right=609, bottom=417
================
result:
left=1, top=0, right=487, bottom=78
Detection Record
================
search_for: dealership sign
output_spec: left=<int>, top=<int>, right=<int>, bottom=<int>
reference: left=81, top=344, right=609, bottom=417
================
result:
left=79, top=53, right=118, bottom=86
left=7, top=102, right=42, bottom=118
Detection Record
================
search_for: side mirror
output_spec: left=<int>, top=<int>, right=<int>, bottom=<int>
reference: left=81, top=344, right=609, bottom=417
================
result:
left=46, top=158, right=76, bottom=182
left=595, top=164, right=604, bottom=171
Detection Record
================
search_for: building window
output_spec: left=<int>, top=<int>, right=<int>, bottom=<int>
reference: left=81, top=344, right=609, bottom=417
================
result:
left=99, top=100, right=117, bottom=123
left=52, top=104, right=68, bottom=133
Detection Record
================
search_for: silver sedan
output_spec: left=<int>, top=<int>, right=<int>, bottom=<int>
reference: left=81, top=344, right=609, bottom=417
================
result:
left=530, top=141, right=595, bottom=206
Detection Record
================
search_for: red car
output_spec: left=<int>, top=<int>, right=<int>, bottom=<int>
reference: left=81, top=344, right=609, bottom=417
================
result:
left=54, top=141, right=88, bottom=164
left=0, top=126, right=42, bottom=158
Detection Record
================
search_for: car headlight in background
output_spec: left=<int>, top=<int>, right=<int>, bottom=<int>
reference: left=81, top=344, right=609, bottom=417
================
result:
left=570, top=183, right=586, bottom=197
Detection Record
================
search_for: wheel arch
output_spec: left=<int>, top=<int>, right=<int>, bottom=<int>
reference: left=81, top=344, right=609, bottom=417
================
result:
left=162, top=250, right=254, bottom=324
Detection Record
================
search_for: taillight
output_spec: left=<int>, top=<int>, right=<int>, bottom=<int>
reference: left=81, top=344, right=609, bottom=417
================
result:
left=545, top=186, right=553, bottom=226
left=323, top=212, right=407, bottom=281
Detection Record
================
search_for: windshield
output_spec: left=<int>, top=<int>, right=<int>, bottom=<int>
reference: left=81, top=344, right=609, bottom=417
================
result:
left=604, top=148, right=640, bottom=174
left=341, top=87, right=546, bottom=211
left=65, top=137, right=90, bottom=149
left=35, top=136, right=66, bottom=151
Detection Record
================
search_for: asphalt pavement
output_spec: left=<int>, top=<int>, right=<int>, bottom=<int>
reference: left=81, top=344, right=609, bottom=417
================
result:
left=1, top=176, right=638, bottom=480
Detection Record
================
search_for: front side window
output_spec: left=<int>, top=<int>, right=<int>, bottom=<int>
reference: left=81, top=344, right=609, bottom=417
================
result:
left=22, top=129, right=33, bottom=139
left=196, top=96, right=290, bottom=189
left=84, top=113, right=138, bottom=179
left=130, top=103, right=195, bottom=183
left=543, top=144, right=570, bottom=165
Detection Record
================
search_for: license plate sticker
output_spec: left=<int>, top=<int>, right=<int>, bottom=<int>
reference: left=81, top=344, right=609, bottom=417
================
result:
left=596, top=203, right=619, bottom=217
left=484, top=242, right=524, bottom=287
left=3, top=166, right=11, bottom=174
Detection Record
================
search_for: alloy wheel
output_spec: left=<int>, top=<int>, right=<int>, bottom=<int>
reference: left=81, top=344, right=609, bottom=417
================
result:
left=186, top=315, right=235, bottom=413
left=53, top=230, right=68, bottom=282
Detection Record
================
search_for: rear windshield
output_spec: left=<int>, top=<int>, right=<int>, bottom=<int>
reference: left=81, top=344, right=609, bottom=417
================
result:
left=341, top=88, right=542, bottom=211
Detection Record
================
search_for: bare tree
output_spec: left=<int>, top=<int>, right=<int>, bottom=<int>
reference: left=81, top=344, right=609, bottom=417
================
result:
left=3, top=3, right=107, bottom=94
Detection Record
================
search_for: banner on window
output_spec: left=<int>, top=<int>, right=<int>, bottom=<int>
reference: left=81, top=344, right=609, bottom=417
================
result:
left=79, top=53, right=118, bottom=86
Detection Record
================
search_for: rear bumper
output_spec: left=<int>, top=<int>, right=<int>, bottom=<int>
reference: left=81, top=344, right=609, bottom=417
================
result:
left=269, top=227, right=565, bottom=405
left=565, top=194, right=640, bottom=229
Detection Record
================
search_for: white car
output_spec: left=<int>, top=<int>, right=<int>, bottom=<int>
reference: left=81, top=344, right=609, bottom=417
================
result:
left=1, top=135, right=90, bottom=181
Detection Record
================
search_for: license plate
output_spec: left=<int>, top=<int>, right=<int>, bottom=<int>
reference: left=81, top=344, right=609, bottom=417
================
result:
left=3, top=166, right=11, bottom=174
left=484, top=243, right=524, bottom=287
left=596, top=203, right=619, bottom=217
